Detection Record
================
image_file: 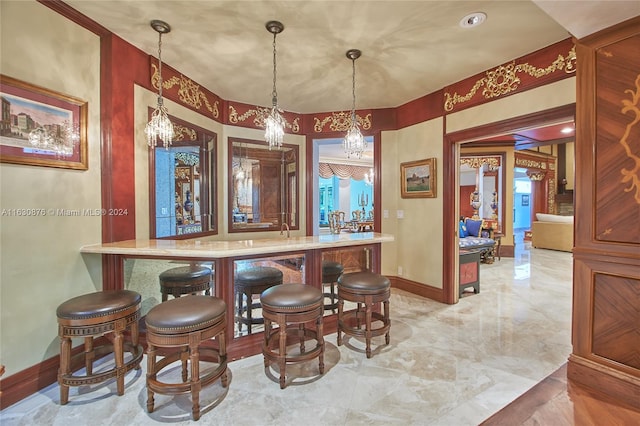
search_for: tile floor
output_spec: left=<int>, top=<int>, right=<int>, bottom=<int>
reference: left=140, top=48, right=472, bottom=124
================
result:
left=0, top=239, right=574, bottom=425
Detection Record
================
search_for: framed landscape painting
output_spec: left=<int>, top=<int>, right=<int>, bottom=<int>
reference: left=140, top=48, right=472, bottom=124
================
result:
left=401, top=158, right=436, bottom=198
left=0, top=74, right=88, bottom=170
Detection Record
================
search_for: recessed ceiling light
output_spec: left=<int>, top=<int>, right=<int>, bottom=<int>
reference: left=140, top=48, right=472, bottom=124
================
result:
left=561, top=127, right=574, bottom=134
left=459, top=12, right=487, bottom=28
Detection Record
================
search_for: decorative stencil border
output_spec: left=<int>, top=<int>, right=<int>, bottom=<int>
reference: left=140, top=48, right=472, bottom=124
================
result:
left=444, top=43, right=576, bottom=112
left=228, top=104, right=300, bottom=133
left=312, top=111, right=372, bottom=133
left=150, top=61, right=220, bottom=120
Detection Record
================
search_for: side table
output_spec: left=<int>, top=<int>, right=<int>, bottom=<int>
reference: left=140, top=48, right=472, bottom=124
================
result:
left=459, top=249, right=481, bottom=297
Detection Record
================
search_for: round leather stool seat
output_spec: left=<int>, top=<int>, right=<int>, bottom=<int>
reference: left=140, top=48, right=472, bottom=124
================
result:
left=322, top=261, right=344, bottom=283
left=260, top=284, right=325, bottom=389
left=56, top=290, right=143, bottom=405
left=159, top=265, right=212, bottom=302
left=235, top=266, right=283, bottom=335
left=261, top=283, right=323, bottom=310
left=337, top=271, right=390, bottom=292
left=337, top=271, right=391, bottom=359
left=145, top=295, right=228, bottom=421
left=321, top=261, right=344, bottom=313
left=236, top=266, right=283, bottom=287
left=57, top=289, right=141, bottom=320
left=146, top=295, right=225, bottom=334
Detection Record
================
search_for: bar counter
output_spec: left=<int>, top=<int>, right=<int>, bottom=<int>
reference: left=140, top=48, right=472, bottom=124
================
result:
left=80, top=232, right=394, bottom=258
left=81, top=232, right=394, bottom=360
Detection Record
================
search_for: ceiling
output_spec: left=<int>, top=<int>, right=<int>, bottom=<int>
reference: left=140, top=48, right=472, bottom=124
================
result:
left=65, top=1, right=640, bottom=115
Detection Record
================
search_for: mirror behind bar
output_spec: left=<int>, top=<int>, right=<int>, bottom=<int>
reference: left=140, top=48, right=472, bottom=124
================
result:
left=229, top=137, right=299, bottom=233
left=149, top=117, right=217, bottom=238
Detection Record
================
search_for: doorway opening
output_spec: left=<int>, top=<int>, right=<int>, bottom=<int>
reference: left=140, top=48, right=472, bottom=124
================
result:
left=311, top=136, right=375, bottom=235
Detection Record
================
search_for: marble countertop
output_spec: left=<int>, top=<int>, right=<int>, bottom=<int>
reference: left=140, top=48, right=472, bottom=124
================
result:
left=80, top=232, right=394, bottom=259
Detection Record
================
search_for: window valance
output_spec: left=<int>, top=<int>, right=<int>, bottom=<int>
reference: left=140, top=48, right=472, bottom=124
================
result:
left=319, top=162, right=370, bottom=180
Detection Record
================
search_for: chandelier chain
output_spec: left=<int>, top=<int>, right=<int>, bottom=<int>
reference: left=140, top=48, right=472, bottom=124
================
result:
left=157, top=31, right=164, bottom=101
left=351, top=57, right=356, bottom=121
left=272, top=31, right=278, bottom=107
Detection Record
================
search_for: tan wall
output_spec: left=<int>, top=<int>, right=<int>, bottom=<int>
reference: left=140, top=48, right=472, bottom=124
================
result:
left=382, top=118, right=444, bottom=287
left=0, top=1, right=102, bottom=375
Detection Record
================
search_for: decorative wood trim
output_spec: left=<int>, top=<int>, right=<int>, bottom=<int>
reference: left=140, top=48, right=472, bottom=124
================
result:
left=389, top=276, right=445, bottom=303
left=568, top=354, right=640, bottom=411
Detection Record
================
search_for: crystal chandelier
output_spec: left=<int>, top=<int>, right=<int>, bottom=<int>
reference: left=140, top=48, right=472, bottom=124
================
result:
left=264, top=21, right=285, bottom=150
left=145, top=20, right=174, bottom=149
left=344, top=49, right=366, bottom=159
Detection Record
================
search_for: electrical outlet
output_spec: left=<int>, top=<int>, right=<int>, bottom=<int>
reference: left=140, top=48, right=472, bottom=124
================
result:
left=383, top=209, right=389, bottom=218
left=397, top=210, right=404, bottom=219
left=397, top=266, right=403, bottom=276
left=161, top=207, right=168, bottom=215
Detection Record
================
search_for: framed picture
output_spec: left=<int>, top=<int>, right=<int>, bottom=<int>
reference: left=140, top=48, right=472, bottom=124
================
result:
left=522, top=194, right=530, bottom=206
left=401, top=158, right=436, bottom=198
left=0, top=74, right=88, bottom=170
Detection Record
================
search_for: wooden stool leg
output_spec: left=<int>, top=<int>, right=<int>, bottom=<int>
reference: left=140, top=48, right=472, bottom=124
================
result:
left=247, top=292, right=253, bottom=334
left=337, top=299, right=344, bottom=346
left=113, top=329, right=125, bottom=396
left=299, top=323, right=305, bottom=354
left=278, top=319, right=287, bottom=389
left=59, top=335, right=71, bottom=405
left=146, top=344, right=156, bottom=413
left=219, top=332, right=229, bottom=388
left=263, top=317, right=271, bottom=368
left=130, top=319, right=141, bottom=370
left=181, top=348, right=189, bottom=382
left=236, top=290, right=243, bottom=332
left=317, top=315, right=325, bottom=374
left=84, top=336, right=94, bottom=376
left=190, top=338, right=201, bottom=421
left=365, top=297, right=373, bottom=359
left=330, top=282, right=336, bottom=314
left=384, top=299, right=390, bottom=345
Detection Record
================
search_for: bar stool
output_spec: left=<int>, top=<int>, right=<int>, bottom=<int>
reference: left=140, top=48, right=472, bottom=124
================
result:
left=145, top=295, right=228, bottom=421
left=321, top=260, right=343, bottom=313
left=260, top=283, right=324, bottom=389
left=235, top=266, right=283, bottom=334
left=337, top=271, right=391, bottom=358
left=159, top=265, right=212, bottom=302
left=56, top=289, right=144, bottom=405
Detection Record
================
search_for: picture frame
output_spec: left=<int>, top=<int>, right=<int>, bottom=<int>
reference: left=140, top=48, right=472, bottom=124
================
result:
left=522, top=194, right=530, bottom=206
left=0, top=74, right=88, bottom=170
left=401, top=158, right=436, bottom=198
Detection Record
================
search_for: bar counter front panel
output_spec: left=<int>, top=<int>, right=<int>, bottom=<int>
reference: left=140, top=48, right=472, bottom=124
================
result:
left=81, top=232, right=394, bottom=360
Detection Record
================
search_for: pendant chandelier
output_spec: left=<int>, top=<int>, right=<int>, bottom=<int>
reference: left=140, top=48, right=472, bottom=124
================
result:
left=344, top=49, right=366, bottom=159
left=264, top=20, right=285, bottom=150
left=145, top=19, right=174, bottom=149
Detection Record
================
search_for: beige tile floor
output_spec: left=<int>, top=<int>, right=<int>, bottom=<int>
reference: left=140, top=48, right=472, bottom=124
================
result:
left=0, top=240, right=573, bottom=425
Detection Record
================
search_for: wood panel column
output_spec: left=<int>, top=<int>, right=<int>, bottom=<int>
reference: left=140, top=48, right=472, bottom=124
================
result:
left=569, top=16, right=640, bottom=410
